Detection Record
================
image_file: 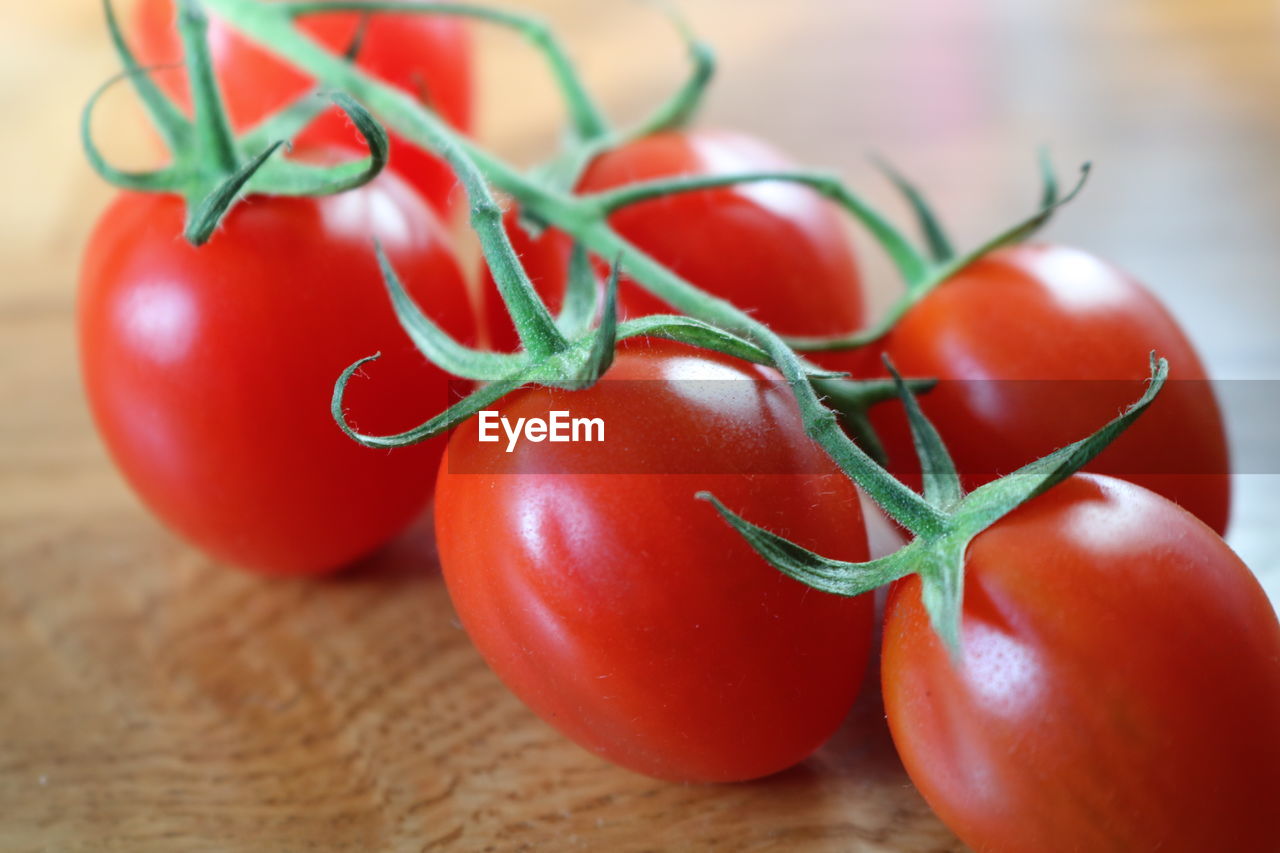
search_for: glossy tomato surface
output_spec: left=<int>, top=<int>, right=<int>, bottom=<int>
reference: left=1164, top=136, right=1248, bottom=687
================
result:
left=133, top=0, right=472, bottom=212
left=79, top=163, right=473, bottom=574
left=866, top=244, right=1230, bottom=534
left=481, top=130, right=864, bottom=353
left=883, top=474, right=1280, bottom=853
left=435, top=341, right=874, bottom=781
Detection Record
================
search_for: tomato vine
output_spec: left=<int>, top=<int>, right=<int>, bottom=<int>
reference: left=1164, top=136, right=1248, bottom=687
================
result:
left=130, top=0, right=1167, bottom=653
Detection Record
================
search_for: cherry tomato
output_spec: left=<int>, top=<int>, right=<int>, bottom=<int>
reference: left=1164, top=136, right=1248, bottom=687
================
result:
left=883, top=473, right=1280, bottom=853
left=79, top=158, right=474, bottom=575
left=434, top=340, right=874, bottom=781
left=864, top=244, right=1230, bottom=534
left=132, top=0, right=472, bottom=213
left=479, top=130, right=864, bottom=353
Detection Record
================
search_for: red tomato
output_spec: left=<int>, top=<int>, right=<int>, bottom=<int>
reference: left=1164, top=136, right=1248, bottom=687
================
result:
left=865, top=244, right=1230, bottom=534
left=132, top=0, right=472, bottom=213
left=883, top=473, right=1280, bottom=853
left=79, top=159, right=474, bottom=575
left=434, top=340, right=874, bottom=781
left=480, top=130, right=864, bottom=353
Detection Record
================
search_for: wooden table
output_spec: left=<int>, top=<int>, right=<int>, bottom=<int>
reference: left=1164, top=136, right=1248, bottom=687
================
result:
left=3, top=0, right=1277, bottom=849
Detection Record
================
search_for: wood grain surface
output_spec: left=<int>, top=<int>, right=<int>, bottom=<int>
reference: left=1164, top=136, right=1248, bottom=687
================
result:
left=2, top=0, right=1277, bottom=850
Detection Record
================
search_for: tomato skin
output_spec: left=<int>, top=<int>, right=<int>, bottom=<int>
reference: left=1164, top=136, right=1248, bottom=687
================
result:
left=434, top=341, right=874, bottom=781
left=78, top=164, right=473, bottom=575
left=480, top=130, right=864, bottom=353
left=132, top=0, right=472, bottom=213
left=882, top=474, right=1280, bottom=853
left=867, top=244, right=1230, bottom=534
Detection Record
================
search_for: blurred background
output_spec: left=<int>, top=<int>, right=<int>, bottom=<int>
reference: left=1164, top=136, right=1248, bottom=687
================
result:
left=2, top=0, right=1277, bottom=849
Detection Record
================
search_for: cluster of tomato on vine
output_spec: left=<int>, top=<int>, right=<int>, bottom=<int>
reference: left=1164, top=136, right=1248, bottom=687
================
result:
left=77, top=3, right=1279, bottom=851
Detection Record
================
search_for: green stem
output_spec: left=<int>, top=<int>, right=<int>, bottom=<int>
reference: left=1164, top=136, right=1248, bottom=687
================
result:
left=572, top=221, right=943, bottom=534
left=177, top=0, right=239, bottom=173
left=752, top=330, right=948, bottom=538
left=585, top=171, right=930, bottom=288
left=462, top=168, right=568, bottom=359
left=532, top=7, right=716, bottom=194
left=279, top=1, right=609, bottom=141
left=625, top=1, right=715, bottom=136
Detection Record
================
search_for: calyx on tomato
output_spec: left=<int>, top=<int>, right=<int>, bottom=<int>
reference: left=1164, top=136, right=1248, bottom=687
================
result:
left=332, top=232, right=852, bottom=448
left=84, top=0, right=391, bottom=246
left=702, top=349, right=1169, bottom=655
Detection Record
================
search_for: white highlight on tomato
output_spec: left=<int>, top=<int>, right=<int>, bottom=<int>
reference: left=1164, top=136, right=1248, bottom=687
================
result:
left=1023, top=245, right=1133, bottom=314
left=118, top=280, right=197, bottom=365
left=964, top=619, right=1045, bottom=719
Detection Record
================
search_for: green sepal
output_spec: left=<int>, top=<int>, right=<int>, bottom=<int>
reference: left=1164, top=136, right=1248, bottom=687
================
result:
left=267, top=92, right=389, bottom=194
left=700, top=353, right=1169, bottom=660
left=81, top=68, right=185, bottom=193
left=913, top=536, right=967, bottom=658
left=783, top=159, right=1092, bottom=352
left=182, top=93, right=390, bottom=245
left=183, top=141, right=285, bottom=245
left=873, top=156, right=954, bottom=263
left=333, top=356, right=527, bottom=449
left=951, top=354, right=1168, bottom=536
left=238, top=89, right=333, bottom=154
left=555, top=243, right=600, bottom=339
left=559, top=259, right=620, bottom=390
left=86, top=0, right=394, bottom=248
left=697, top=492, right=919, bottom=596
left=883, top=356, right=962, bottom=511
left=333, top=280, right=853, bottom=453
left=239, top=20, right=373, bottom=152
left=936, top=157, right=1090, bottom=275
left=374, top=242, right=526, bottom=381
